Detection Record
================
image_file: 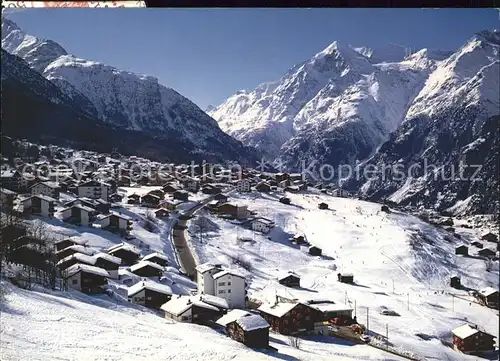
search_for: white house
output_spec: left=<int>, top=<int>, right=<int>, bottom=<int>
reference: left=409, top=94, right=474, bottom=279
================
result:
left=196, top=262, right=223, bottom=296
left=77, top=180, right=110, bottom=201
left=30, top=181, right=61, bottom=199
left=250, top=217, right=275, bottom=234
left=212, top=269, right=247, bottom=309
left=21, top=195, right=57, bottom=218
left=97, top=212, right=133, bottom=233
left=236, top=179, right=251, bottom=193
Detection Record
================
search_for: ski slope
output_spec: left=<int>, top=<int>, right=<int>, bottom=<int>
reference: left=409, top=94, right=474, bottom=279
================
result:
left=186, top=191, right=499, bottom=361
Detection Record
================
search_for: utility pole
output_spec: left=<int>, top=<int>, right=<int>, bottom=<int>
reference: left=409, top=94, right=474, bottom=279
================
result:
left=386, top=323, right=388, bottom=346
left=345, top=291, right=347, bottom=305
left=407, top=293, right=410, bottom=310
left=392, top=279, right=394, bottom=293
left=366, top=307, right=369, bottom=335
left=452, top=294, right=454, bottom=312
left=354, top=300, right=357, bottom=318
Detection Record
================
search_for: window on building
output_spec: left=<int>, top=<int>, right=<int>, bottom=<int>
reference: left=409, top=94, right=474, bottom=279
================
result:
left=181, top=316, right=189, bottom=321
left=227, top=282, right=231, bottom=286
left=72, top=279, right=78, bottom=285
left=228, top=289, right=231, bottom=293
left=218, top=282, right=225, bottom=286
left=218, top=290, right=225, bottom=294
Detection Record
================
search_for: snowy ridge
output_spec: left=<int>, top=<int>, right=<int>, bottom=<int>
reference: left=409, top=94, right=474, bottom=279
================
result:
left=1, top=17, right=256, bottom=163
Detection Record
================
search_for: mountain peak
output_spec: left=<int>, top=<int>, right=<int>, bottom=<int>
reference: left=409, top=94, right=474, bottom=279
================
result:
left=473, top=28, right=500, bottom=46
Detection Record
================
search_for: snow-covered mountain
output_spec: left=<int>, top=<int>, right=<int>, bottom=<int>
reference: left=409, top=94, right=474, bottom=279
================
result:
left=209, top=39, right=449, bottom=166
left=345, top=30, right=500, bottom=215
left=1, top=17, right=256, bottom=164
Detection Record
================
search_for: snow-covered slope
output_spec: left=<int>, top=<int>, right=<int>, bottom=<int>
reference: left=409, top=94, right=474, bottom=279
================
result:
left=187, top=191, right=499, bottom=360
left=1, top=17, right=256, bottom=164
left=346, top=30, right=500, bottom=215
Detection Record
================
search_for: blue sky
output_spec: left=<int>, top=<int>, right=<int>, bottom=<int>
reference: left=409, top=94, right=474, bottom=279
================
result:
left=4, top=8, right=499, bottom=109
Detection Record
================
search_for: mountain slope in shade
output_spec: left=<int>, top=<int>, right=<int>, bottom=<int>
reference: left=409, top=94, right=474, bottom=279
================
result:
left=344, top=30, right=500, bottom=215
left=1, top=17, right=257, bottom=164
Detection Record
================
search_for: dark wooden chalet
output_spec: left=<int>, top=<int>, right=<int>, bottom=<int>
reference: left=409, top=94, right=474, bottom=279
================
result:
left=455, top=245, right=468, bottom=256
left=450, top=276, right=461, bottom=289
left=173, top=190, right=189, bottom=201
left=227, top=315, right=270, bottom=348
left=255, top=182, right=271, bottom=192
left=154, top=208, right=170, bottom=218
left=128, top=280, right=173, bottom=309
left=278, top=272, right=301, bottom=288
left=141, top=193, right=161, bottom=207
left=108, top=244, right=141, bottom=266
left=477, top=288, right=499, bottom=308
left=65, top=263, right=110, bottom=294
left=309, top=246, right=322, bottom=256
left=318, top=202, right=329, bottom=210
left=162, top=184, right=178, bottom=194
left=337, top=272, right=354, bottom=284
left=471, top=241, right=484, bottom=249
left=130, top=261, right=164, bottom=278
left=142, top=252, right=169, bottom=267
left=279, top=197, right=291, bottom=205
left=258, top=301, right=316, bottom=335
left=477, top=248, right=496, bottom=259
left=452, top=324, right=496, bottom=354
left=481, top=232, right=498, bottom=243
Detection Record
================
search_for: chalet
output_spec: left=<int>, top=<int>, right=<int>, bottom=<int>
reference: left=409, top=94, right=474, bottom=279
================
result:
left=215, top=203, right=248, bottom=220
left=0, top=188, right=16, bottom=209
left=332, top=188, right=350, bottom=198
left=127, top=193, right=141, bottom=204
left=162, top=184, right=178, bottom=194
left=284, top=186, right=300, bottom=193
left=337, top=272, right=354, bottom=284
left=318, top=202, right=329, bottom=210
left=477, top=287, right=499, bottom=308
left=148, top=189, right=165, bottom=199
left=173, top=190, right=189, bottom=201
left=477, top=248, right=496, bottom=259
left=56, top=245, right=94, bottom=261
left=290, top=235, right=307, bottom=245
left=57, top=252, right=95, bottom=272
left=381, top=205, right=391, bottom=213
left=128, top=280, right=173, bottom=309
left=154, top=208, right=170, bottom=218
left=0, top=169, right=28, bottom=192
left=450, top=276, right=461, bottom=289
left=77, top=180, right=110, bottom=201
left=226, top=314, right=270, bottom=348
left=304, top=300, right=353, bottom=323
left=108, top=193, right=124, bottom=203
left=213, top=193, right=228, bottom=203
left=279, top=180, right=291, bottom=188
left=92, top=253, right=121, bottom=279
left=451, top=324, right=496, bottom=354
left=455, top=245, right=469, bottom=256
left=201, top=185, right=222, bottom=195
left=61, top=204, right=98, bottom=227
left=279, top=197, right=291, bottom=205
left=54, top=238, right=88, bottom=252
left=236, top=179, right=251, bottom=193
left=142, top=252, right=169, bottom=267
left=275, top=173, right=290, bottom=183
left=481, top=232, right=498, bottom=243
left=97, top=212, right=133, bottom=235
left=216, top=309, right=252, bottom=328
left=30, top=181, right=61, bottom=199
left=161, top=295, right=226, bottom=324
left=471, top=241, right=484, bottom=249
left=108, top=243, right=141, bottom=266
left=141, top=193, right=161, bottom=208
left=64, top=263, right=109, bottom=293
left=117, top=175, right=131, bottom=187
left=308, top=246, right=322, bottom=256
left=182, top=178, right=200, bottom=193
left=21, top=195, right=57, bottom=218
left=258, top=301, right=316, bottom=335
left=158, top=200, right=179, bottom=211
left=278, top=272, right=301, bottom=288
left=130, top=261, right=164, bottom=278
left=255, top=182, right=271, bottom=193
left=212, top=269, right=247, bottom=309
left=250, top=217, right=275, bottom=234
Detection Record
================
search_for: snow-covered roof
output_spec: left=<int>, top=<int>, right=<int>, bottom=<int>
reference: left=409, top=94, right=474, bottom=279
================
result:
left=93, top=252, right=121, bottom=265
left=130, top=261, right=164, bottom=273
left=142, top=252, right=169, bottom=262
left=160, top=295, right=220, bottom=316
left=251, top=217, right=275, bottom=226
left=216, top=309, right=252, bottom=327
left=128, top=280, right=173, bottom=297
left=277, top=271, right=300, bottom=281
left=212, top=269, right=246, bottom=280
left=479, top=287, right=498, bottom=297
left=451, top=324, right=479, bottom=339
left=32, top=194, right=58, bottom=203
left=236, top=314, right=270, bottom=331
left=258, top=302, right=298, bottom=317
left=65, top=263, right=110, bottom=278
left=0, top=188, right=17, bottom=195
left=56, top=245, right=94, bottom=256
left=55, top=238, right=87, bottom=246
left=57, top=252, right=96, bottom=267
left=306, top=302, right=352, bottom=313
left=199, top=294, right=229, bottom=309
left=195, top=262, right=222, bottom=274
left=109, top=243, right=141, bottom=256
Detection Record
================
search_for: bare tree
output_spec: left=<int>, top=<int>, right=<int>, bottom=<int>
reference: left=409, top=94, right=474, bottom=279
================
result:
left=288, top=335, right=301, bottom=349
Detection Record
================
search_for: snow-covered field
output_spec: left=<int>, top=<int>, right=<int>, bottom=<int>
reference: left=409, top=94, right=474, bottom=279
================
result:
left=0, top=281, right=405, bottom=361
left=186, top=190, right=499, bottom=361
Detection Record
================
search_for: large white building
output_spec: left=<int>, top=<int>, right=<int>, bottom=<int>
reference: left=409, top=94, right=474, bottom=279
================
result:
left=77, top=180, right=110, bottom=201
left=195, top=262, right=247, bottom=309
